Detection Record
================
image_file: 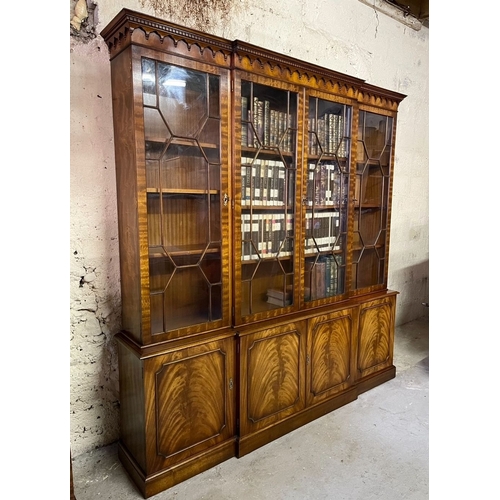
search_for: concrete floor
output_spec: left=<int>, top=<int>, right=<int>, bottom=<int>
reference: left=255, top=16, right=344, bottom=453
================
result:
left=72, top=316, right=429, bottom=500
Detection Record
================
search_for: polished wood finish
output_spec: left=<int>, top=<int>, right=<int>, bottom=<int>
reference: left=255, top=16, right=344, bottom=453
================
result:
left=357, top=294, right=396, bottom=380
left=238, top=321, right=307, bottom=438
left=103, top=9, right=405, bottom=498
left=307, top=309, right=357, bottom=406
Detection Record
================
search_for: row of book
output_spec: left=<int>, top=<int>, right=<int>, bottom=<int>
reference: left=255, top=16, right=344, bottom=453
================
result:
left=241, top=157, right=294, bottom=207
left=241, top=96, right=294, bottom=151
left=306, top=163, right=348, bottom=207
left=308, top=115, right=347, bottom=157
left=241, top=213, right=294, bottom=261
left=305, top=211, right=342, bottom=253
left=305, top=255, right=345, bottom=301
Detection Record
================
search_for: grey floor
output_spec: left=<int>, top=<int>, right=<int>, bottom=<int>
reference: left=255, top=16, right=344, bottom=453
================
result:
left=72, top=316, right=429, bottom=500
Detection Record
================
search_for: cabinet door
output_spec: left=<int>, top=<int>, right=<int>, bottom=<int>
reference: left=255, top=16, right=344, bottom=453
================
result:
left=234, top=76, right=302, bottom=323
left=352, top=109, right=395, bottom=291
left=144, top=337, right=236, bottom=473
left=238, top=321, right=306, bottom=437
left=303, top=94, right=352, bottom=304
left=142, top=57, right=231, bottom=338
left=357, top=295, right=395, bottom=380
left=306, top=308, right=356, bottom=406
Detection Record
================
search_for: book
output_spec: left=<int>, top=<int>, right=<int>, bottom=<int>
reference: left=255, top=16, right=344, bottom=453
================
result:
left=241, top=96, right=248, bottom=146
left=255, top=160, right=262, bottom=205
left=261, top=160, right=268, bottom=205
left=263, top=100, right=270, bottom=146
left=285, top=214, right=294, bottom=256
left=247, top=109, right=255, bottom=147
left=287, top=168, right=295, bottom=208
left=254, top=98, right=263, bottom=147
left=270, top=109, right=278, bottom=147
left=306, top=165, right=314, bottom=206
left=335, top=253, right=345, bottom=294
left=315, top=258, right=327, bottom=299
left=241, top=161, right=247, bottom=206
left=251, top=215, right=259, bottom=259
left=267, top=296, right=292, bottom=307
left=338, top=115, right=346, bottom=157
left=267, top=285, right=292, bottom=301
left=287, top=112, right=294, bottom=152
left=278, top=167, right=285, bottom=205
left=241, top=213, right=251, bottom=261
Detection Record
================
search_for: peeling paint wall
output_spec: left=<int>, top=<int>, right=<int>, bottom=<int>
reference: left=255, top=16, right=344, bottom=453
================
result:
left=70, top=0, right=428, bottom=457
left=70, top=26, right=122, bottom=455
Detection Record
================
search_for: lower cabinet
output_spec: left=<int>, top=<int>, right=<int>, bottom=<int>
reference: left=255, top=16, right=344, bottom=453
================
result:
left=307, top=308, right=357, bottom=407
left=117, top=335, right=237, bottom=498
left=356, top=294, right=397, bottom=393
left=237, top=320, right=307, bottom=456
left=116, top=293, right=396, bottom=497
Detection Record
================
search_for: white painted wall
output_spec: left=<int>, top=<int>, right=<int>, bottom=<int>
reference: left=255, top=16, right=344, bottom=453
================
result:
left=70, top=0, right=428, bottom=457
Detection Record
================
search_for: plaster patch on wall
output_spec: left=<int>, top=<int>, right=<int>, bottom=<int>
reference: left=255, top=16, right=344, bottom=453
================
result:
left=70, top=1, right=98, bottom=41
left=70, top=250, right=121, bottom=455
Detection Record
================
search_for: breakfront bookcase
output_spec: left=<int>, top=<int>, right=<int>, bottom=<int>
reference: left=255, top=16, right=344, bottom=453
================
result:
left=102, top=9, right=405, bottom=498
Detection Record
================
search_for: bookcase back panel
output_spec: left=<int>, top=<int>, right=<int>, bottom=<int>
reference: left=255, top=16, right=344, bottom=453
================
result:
left=149, top=257, right=222, bottom=333
left=241, top=259, right=294, bottom=315
left=351, top=248, right=385, bottom=289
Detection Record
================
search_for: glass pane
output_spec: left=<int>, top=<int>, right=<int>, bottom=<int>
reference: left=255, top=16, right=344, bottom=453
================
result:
left=142, top=58, right=223, bottom=333
left=352, top=111, right=393, bottom=290
left=239, top=81, right=297, bottom=316
left=304, top=97, right=351, bottom=302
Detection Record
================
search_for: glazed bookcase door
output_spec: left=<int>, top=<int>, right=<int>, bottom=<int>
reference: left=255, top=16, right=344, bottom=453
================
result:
left=351, top=109, right=394, bottom=292
left=303, top=95, right=352, bottom=304
left=234, top=77, right=300, bottom=323
left=142, top=57, right=230, bottom=337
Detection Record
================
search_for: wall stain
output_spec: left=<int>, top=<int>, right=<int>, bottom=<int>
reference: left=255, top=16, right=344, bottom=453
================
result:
left=140, top=0, right=234, bottom=32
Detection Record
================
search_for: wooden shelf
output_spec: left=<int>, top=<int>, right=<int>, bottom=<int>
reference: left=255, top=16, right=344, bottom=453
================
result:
left=240, top=204, right=293, bottom=210
left=146, top=137, right=218, bottom=150
left=354, top=203, right=383, bottom=209
left=149, top=245, right=220, bottom=258
left=241, top=254, right=292, bottom=264
left=308, top=155, right=348, bottom=162
left=241, top=146, right=293, bottom=157
left=306, top=204, right=344, bottom=210
left=147, top=188, right=219, bottom=195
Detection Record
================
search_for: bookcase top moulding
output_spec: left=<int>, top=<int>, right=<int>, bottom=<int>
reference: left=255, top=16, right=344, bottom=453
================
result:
left=100, top=8, right=406, bottom=109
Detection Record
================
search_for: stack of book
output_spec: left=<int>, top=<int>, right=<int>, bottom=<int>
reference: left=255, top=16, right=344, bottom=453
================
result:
left=267, top=286, right=293, bottom=307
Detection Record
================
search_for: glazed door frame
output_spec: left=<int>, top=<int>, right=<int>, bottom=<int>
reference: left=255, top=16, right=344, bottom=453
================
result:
left=130, top=45, right=233, bottom=344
